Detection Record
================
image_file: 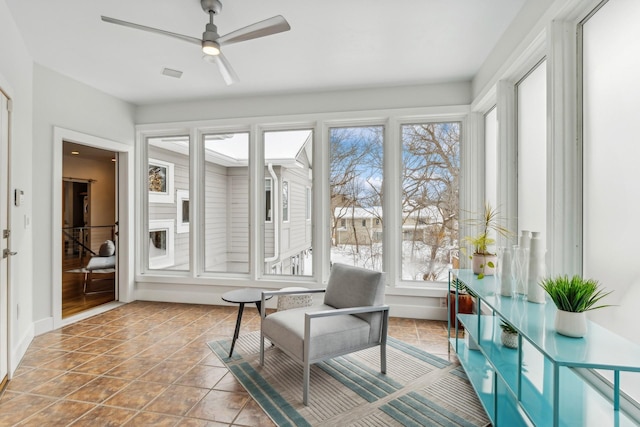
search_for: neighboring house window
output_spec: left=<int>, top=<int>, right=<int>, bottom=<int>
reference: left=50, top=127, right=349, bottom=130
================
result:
left=176, top=189, right=189, bottom=233
left=282, top=181, right=289, bottom=222
left=340, top=219, right=346, bottom=227
left=375, top=219, right=380, bottom=225
left=148, top=219, right=175, bottom=269
left=265, top=178, right=273, bottom=222
left=361, top=219, right=366, bottom=227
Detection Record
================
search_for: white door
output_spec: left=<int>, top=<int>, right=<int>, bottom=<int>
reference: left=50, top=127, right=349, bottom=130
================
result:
left=0, top=90, right=9, bottom=386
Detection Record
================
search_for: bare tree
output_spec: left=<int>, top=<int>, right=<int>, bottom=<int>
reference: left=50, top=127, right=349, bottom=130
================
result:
left=329, top=127, right=382, bottom=251
left=401, top=123, right=460, bottom=281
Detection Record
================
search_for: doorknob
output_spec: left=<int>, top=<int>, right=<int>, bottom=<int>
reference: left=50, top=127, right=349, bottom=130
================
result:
left=3, top=249, right=17, bottom=258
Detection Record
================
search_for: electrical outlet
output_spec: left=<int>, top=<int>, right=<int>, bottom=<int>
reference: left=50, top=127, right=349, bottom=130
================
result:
left=439, top=298, right=447, bottom=308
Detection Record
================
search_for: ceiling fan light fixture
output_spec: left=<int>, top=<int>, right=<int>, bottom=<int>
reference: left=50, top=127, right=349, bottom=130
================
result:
left=202, top=40, right=220, bottom=56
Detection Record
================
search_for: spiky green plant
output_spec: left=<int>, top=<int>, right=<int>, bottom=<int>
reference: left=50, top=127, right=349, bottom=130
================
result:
left=540, top=275, right=613, bottom=313
left=462, top=202, right=512, bottom=279
left=499, top=319, right=518, bottom=334
left=463, top=203, right=512, bottom=256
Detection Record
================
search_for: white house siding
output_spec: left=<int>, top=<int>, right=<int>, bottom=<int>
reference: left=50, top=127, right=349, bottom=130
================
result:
left=204, top=161, right=229, bottom=271
left=279, top=161, right=312, bottom=274
left=228, top=170, right=249, bottom=272
left=148, top=146, right=189, bottom=270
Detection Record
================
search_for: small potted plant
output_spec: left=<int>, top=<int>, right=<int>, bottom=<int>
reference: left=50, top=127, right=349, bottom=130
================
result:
left=463, top=202, right=512, bottom=279
left=449, top=278, right=475, bottom=332
left=540, top=275, right=613, bottom=338
left=499, top=319, right=518, bottom=349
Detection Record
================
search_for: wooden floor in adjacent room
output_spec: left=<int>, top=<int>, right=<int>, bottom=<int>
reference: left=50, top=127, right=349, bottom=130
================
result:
left=62, top=253, right=115, bottom=319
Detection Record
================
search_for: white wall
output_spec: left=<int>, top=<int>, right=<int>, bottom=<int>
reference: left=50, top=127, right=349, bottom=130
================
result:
left=0, top=0, right=35, bottom=373
left=32, top=65, right=135, bottom=325
left=136, top=82, right=471, bottom=124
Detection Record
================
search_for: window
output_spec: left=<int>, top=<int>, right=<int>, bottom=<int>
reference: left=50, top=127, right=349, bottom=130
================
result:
left=147, top=136, right=189, bottom=271
left=282, top=181, right=289, bottom=222
left=400, top=122, right=460, bottom=282
left=340, top=219, right=346, bottom=227
left=263, top=129, right=313, bottom=276
left=148, top=158, right=174, bottom=204
left=203, top=132, right=249, bottom=273
left=176, top=189, right=189, bottom=233
left=582, top=0, right=640, bottom=403
left=516, top=60, right=547, bottom=248
left=330, top=126, right=384, bottom=272
left=265, top=178, right=273, bottom=222
left=484, top=107, right=498, bottom=210
left=149, top=219, right=175, bottom=269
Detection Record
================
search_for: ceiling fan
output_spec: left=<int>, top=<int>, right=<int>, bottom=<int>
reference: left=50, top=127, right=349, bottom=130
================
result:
left=101, top=0, right=290, bottom=85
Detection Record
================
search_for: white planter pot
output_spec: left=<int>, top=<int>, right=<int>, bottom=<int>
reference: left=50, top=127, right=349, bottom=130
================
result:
left=555, top=310, right=587, bottom=338
left=472, top=254, right=497, bottom=276
left=501, top=331, right=518, bottom=349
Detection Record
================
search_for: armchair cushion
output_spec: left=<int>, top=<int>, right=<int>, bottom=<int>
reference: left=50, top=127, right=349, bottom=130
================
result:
left=262, top=304, right=371, bottom=361
left=324, top=263, right=385, bottom=341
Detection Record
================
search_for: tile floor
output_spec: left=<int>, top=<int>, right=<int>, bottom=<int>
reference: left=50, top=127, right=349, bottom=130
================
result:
left=0, top=301, right=456, bottom=426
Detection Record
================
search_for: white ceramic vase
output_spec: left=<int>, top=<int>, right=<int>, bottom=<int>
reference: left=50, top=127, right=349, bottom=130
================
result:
left=497, top=247, right=514, bottom=297
left=519, top=230, right=531, bottom=251
left=527, top=231, right=546, bottom=304
left=511, top=245, right=529, bottom=296
left=555, top=310, right=587, bottom=338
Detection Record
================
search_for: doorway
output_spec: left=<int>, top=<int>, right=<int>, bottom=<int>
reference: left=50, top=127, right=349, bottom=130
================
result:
left=61, top=142, right=117, bottom=318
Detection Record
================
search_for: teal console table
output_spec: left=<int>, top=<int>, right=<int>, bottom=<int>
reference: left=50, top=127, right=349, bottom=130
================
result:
left=449, top=269, right=640, bottom=426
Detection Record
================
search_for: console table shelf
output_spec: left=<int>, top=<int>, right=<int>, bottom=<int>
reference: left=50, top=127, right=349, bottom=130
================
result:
left=449, top=269, right=640, bottom=427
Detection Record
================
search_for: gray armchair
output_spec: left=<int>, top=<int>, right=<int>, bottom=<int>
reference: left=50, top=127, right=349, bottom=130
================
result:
left=260, top=263, right=389, bottom=405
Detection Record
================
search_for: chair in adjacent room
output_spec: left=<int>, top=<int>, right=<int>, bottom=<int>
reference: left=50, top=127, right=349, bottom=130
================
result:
left=83, top=239, right=116, bottom=294
left=259, top=263, right=389, bottom=405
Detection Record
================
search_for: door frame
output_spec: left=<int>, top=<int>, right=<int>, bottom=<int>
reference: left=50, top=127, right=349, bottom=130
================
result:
left=0, top=88, right=10, bottom=386
left=52, top=127, right=134, bottom=330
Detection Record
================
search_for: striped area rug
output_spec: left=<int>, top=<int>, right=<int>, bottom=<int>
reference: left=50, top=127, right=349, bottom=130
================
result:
left=208, top=333, right=489, bottom=426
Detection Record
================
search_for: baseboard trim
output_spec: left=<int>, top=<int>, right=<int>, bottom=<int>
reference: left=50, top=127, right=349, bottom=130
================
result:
left=10, top=324, right=34, bottom=377
left=33, top=316, right=53, bottom=336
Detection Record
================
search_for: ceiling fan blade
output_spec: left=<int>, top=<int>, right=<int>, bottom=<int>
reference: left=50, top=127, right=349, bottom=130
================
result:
left=217, top=15, right=290, bottom=46
left=101, top=16, right=201, bottom=46
left=214, top=52, right=239, bottom=85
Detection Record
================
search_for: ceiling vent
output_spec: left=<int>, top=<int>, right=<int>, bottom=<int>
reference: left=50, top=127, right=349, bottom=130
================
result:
left=161, top=68, right=183, bottom=78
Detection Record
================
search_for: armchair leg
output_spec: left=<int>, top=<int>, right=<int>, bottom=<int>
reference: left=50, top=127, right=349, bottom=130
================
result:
left=303, top=363, right=310, bottom=406
left=381, top=309, right=389, bottom=374
left=259, top=330, right=265, bottom=366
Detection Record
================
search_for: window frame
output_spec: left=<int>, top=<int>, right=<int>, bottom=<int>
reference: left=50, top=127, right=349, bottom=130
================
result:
left=282, top=180, right=290, bottom=223
left=136, top=107, right=468, bottom=294
left=265, top=177, right=273, bottom=223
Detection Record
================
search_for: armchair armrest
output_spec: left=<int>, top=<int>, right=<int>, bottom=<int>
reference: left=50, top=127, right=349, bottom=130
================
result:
left=305, top=304, right=389, bottom=319
left=260, top=288, right=326, bottom=318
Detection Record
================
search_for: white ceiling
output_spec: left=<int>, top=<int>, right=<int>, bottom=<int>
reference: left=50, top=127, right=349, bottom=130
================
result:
left=6, top=0, right=526, bottom=106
